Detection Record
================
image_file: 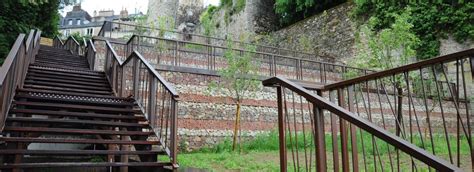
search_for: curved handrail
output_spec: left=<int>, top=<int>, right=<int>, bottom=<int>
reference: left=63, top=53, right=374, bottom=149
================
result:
left=263, top=76, right=461, bottom=171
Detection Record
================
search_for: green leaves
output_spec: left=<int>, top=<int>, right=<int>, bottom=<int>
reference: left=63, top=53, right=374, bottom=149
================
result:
left=207, top=37, right=261, bottom=102
left=0, top=0, right=60, bottom=63
left=274, top=0, right=346, bottom=26
left=353, top=1, right=474, bottom=60
left=351, top=8, right=419, bottom=73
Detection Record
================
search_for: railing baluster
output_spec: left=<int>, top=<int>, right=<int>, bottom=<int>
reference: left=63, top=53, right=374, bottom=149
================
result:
left=276, top=86, right=287, bottom=172
left=314, top=90, right=327, bottom=171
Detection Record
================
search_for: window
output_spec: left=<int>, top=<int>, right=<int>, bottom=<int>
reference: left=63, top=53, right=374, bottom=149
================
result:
left=86, top=28, right=94, bottom=36
left=65, top=29, right=71, bottom=37
left=68, top=19, right=73, bottom=25
left=76, top=19, right=81, bottom=25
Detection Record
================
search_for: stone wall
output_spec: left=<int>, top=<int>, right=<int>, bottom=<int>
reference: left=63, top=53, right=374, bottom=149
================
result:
left=258, top=2, right=474, bottom=63
left=93, top=39, right=469, bottom=151
left=203, top=0, right=278, bottom=40
left=259, top=3, right=356, bottom=62
left=147, top=0, right=204, bottom=32
left=157, top=68, right=466, bottom=150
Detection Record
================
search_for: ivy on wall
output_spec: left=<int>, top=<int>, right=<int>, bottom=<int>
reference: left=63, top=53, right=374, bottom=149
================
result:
left=352, top=1, right=474, bottom=60
left=274, top=0, right=346, bottom=26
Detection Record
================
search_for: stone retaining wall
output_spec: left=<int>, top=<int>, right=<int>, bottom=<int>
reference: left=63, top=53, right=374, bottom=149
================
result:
left=93, top=39, right=469, bottom=150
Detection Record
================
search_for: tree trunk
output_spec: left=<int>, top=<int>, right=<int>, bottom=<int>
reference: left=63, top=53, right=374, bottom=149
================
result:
left=232, top=102, right=241, bottom=151
left=396, top=87, right=403, bottom=137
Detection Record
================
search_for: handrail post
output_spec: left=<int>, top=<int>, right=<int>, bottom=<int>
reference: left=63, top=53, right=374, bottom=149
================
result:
left=277, top=86, right=287, bottom=172
left=314, top=90, right=327, bottom=171
left=170, top=99, right=178, bottom=168
left=148, top=75, right=157, bottom=120
left=132, top=57, right=140, bottom=97
left=338, top=89, right=350, bottom=172
left=272, top=55, right=276, bottom=76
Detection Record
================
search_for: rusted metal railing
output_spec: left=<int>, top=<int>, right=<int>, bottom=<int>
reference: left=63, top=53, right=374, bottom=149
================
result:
left=84, top=39, right=96, bottom=70
left=263, top=76, right=462, bottom=171
left=316, top=49, right=474, bottom=171
left=102, top=35, right=371, bottom=85
left=53, top=35, right=81, bottom=55
left=104, top=40, right=179, bottom=168
left=97, top=21, right=331, bottom=61
left=0, top=29, right=41, bottom=131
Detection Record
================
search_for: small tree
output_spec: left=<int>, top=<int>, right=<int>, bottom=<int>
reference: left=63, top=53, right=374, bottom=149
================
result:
left=208, top=37, right=261, bottom=151
left=350, top=8, right=419, bottom=72
left=349, top=8, right=420, bottom=137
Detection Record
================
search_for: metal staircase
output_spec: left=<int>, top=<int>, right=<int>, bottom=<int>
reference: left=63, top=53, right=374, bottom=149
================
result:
left=0, top=30, right=176, bottom=171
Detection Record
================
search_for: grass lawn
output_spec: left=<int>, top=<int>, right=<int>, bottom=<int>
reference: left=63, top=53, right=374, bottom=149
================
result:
left=175, top=131, right=472, bottom=171
left=178, top=151, right=281, bottom=171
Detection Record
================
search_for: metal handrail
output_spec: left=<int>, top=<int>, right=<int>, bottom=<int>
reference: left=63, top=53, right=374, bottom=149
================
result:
left=53, top=35, right=81, bottom=55
left=99, top=34, right=373, bottom=85
left=0, top=29, right=41, bottom=132
left=85, top=39, right=97, bottom=70
left=323, top=48, right=474, bottom=91
left=316, top=48, right=474, bottom=171
left=263, top=76, right=461, bottom=171
left=97, top=21, right=337, bottom=61
left=104, top=40, right=179, bottom=168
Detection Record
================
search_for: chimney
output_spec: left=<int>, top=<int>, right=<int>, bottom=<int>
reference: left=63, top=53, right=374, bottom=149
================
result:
left=72, top=4, right=81, bottom=11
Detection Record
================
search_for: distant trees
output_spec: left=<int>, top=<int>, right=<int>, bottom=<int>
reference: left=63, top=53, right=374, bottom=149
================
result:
left=0, top=0, right=65, bottom=64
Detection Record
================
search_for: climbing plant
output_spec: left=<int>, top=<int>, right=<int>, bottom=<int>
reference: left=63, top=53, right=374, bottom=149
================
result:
left=200, top=5, right=218, bottom=37
left=352, top=0, right=474, bottom=60
left=349, top=8, right=419, bottom=72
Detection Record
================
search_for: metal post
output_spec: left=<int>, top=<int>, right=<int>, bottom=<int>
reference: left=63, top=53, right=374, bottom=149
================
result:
left=338, top=89, right=350, bottom=172
left=277, top=86, right=287, bottom=172
left=315, top=90, right=327, bottom=171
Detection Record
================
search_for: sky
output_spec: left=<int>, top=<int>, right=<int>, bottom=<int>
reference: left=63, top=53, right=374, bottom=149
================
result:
left=60, top=0, right=220, bottom=17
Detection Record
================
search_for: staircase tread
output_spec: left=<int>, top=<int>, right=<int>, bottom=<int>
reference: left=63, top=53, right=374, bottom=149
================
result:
left=10, top=109, right=144, bottom=120
left=24, top=80, right=112, bottom=91
left=23, top=84, right=113, bottom=95
left=17, top=88, right=129, bottom=100
left=15, top=92, right=132, bottom=106
left=29, top=64, right=103, bottom=74
left=30, top=63, right=90, bottom=70
left=3, top=126, right=153, bottom=135
left=13, top=101, right=140, bottom=113
left=0, top=137, right=160, bottom=145
left=28, top=69, right=107, bottom=80
left=25, top=76, right=109, bottom=87
left=6, top=117, right=148, bottom=127
left=26, top=73, right=108, bottom=83
left=0, top=162, right=171, bottom=168
left=0, top=149, right=165, bottom=155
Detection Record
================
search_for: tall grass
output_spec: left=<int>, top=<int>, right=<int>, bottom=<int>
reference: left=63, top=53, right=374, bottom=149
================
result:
left=193, top=129, right=471, bottom=157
